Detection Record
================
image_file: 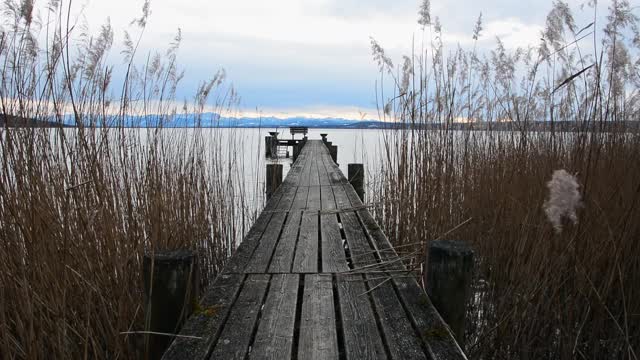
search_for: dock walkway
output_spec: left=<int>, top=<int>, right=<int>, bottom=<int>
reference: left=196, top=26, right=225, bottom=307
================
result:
left=163, top=140, right=467, bottom=360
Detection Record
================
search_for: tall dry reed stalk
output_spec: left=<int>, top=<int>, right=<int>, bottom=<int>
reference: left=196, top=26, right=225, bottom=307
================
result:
left=371, top=0, right=640, bottom=358
left=0, top=1, right=252, bottom=358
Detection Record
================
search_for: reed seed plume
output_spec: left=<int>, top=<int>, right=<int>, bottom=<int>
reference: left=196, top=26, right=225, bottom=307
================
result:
left=543, top=169, right=582, bottom=233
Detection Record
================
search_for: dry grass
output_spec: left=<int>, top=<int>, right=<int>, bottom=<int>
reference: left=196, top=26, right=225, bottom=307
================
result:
left=0, top=1, right=252, bottom=358
left=371, top=1, right=640, bottom=358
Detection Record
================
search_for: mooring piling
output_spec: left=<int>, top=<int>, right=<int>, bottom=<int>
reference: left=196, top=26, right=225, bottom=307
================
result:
left=143, top=250, right=199, bottom=360
left=266, top=164, right=283, bottom=200
left=329, top=145, right=338, bottom=164
left=425, top=240, right=474, bottom=342
left=348, top=163, right=364, bottom=202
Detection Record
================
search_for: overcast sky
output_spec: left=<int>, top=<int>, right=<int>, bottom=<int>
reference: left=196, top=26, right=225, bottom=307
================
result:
left=67, top=0, right=602, bottom=119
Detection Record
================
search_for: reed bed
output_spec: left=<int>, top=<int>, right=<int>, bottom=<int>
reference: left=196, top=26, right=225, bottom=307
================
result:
left=371, top=1, right=640, bottom=358
left=0, top=1, right=252, bottom=358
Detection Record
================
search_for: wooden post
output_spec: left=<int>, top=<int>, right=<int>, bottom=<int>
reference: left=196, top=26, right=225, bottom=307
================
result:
left=292, top=143, right=299, bottom=162
left=425, top=240, right=473, bottom=343
left=265, top=136, right=273, bottom=157
left=143, top=250, right=199, bottom=360
left=348, top=163, right=364, bottom=202
left=330, top=145, right=338, bottom=164
left=320, top=133, right=328, bottom=143
left=266, top=164, right=283, bottom=200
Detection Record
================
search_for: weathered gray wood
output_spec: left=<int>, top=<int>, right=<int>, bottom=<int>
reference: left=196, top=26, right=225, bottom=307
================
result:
left=355, top=203, right=468, bottom=360
left=291, top=185, right=310, bottom=210
left=266, top=164, right=283, bottom=200
left=298, top=274, right=339, bottom=360
left=320, top=214, right=348, bottom=273
left=348, top=163, right=365, bottom=203
left=269, top=211, right=303, bottom=273
left=320, top=185, right=336, bottom=211
left=367, top=278, right=428, bottom=360
left=248, top=274, right=299, bottom=360
left=223, top=186, right=286, bottom=274
left=306, top=180, right=322, bottom=210
left=223, top=212, right=277, bottom=274
left=318, top=158, right=331, bottom=186
left=322, top=151, right=347, bottom=184
left=292, top=212, right=318, bottom=273
left=245, top=185, right=298, bottom=273
left=162, top=274, right=244, bottom=359
left=329, top=145, right=338, bottom=164
left=393, top=277, right=468, bottom=360
left=336, top=274, right=388, bottom=359
left=209, top=274, right=270, bottom=359
left=426, top=240, right=474, bottom=343
left=310, top=154, right=320, bottom=187
left=265, top=136, right=273, bottom=157
left=319, top=185, right=347, bottom=272
left=340, top=212, right=377, bottom=268
left=143, top=250, right=199, bottom=360
left=331, top=185, right=351, bottom=209
left=244, top=211, right=288, bottom=273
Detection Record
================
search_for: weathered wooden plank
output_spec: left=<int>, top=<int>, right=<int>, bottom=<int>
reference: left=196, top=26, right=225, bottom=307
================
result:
left=320, top=214, right=348, bottom=273
left=292, top=211, right=318, bottom=273
left=291, top=185, right=310, bottom=210
left=298, top=274, right=339, bottom=360
left=269, top=211, right=303, bottom=273
left=340, top=212, right=378, bottom=268
left=248, top=274, right=299, bottom=360
left=223, top=211, right=278, bottom=274
left=356, top=210, right=468, bottom=360
left=307, top=182, right=322, bottom=210
left=299, top=143, right=315, bottom=187
left=331, top=184, right=352, bottom=210
left=336, top=274, right=388, bottom=360
left=244, top=184, right=298, bottom=273
left=367, top=278, right=428, bottom=360
left=320, top=185, right=336, bottom=210
left=244, top=211, right=288, bottom=273
left=318, top=156, right=331, bottom=186
left=162, top=274, right=244, bottom=359
left=392, top=277, right=468, bottom=360
left=322, top=149, right=347, bottom=184
left=336, top=189, right=427, bottom=359
left=209, top=274, right=270, bottom=360
left=343, top=182, right=365, bottom=207
left=310, top=152, right=320, bottom=187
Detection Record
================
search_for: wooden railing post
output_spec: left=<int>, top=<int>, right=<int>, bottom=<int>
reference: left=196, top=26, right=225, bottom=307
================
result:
left=266, top=164, right=283, bottom=200
left=348, top=163, right=364, bottom=202
left=143, top=250, right=199, bottom=360
left=425, top=240, right=473, bottom=343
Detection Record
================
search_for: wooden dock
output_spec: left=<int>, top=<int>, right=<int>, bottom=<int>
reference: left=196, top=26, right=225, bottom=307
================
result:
left=162, top=140, right=467, bottom=360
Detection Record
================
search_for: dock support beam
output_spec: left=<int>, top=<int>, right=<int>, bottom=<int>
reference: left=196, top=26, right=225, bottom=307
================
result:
left=143, top=250, right=199, bottom=360
left=425, top=240, right=474, bottom=343
left=348, top=164, right=364, bottom=202
left=266, top=164, right=283, bottom=200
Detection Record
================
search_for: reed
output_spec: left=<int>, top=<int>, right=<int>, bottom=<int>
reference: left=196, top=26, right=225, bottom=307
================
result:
left=0, top=1, right=252, bottom=358
left=371, top=0, right=640, bottom=358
